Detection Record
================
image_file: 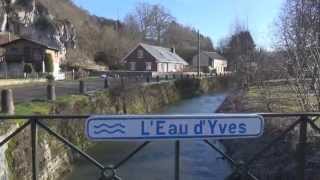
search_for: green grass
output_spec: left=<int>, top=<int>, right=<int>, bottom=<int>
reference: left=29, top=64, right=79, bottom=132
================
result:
left=15, top=101, right=51, bottom=115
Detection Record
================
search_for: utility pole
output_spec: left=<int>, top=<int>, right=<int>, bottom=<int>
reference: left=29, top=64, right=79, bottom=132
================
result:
left=197, top=30, right=201, bottom=76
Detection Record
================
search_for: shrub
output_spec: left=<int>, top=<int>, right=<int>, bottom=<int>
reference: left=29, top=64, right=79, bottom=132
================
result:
left=46, top=74, right=54, bottom=81
left=110, top=64, right=125, bottom=70
left=44, top=53, right=54, bottom=73
left=34, top=62, right=42, bottom=73
left=23, top=64, right=33, bottom=74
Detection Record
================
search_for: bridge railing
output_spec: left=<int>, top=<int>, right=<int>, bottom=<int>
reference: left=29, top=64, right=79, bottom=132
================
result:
left=0, top=113, right=320, bottom=180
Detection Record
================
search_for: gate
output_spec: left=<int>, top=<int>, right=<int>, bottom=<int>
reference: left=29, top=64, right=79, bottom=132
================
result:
left=0, top=113, right=320, bottom=180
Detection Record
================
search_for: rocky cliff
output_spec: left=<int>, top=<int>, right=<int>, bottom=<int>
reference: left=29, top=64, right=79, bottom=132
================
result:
left=0, top=0, right=76, bottom=62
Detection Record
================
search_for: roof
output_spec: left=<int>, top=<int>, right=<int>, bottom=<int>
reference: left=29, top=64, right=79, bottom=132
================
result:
left=202, top=51, right=226, bottom=60
left=123, top=43, right=188, bottom=65
left=0, top=37, right=60, bottom=51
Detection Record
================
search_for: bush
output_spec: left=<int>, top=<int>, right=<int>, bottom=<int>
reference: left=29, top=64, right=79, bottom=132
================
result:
left=110, top=64, right=125, bottom=70
left=23, top=64, right=33, bottom=74
left=34, top=62, right=42, bottom=73
left=44, top=53, right=54, bottom=73
left=94, top=51, right=109, bottom=65
left=46, top=74, right=54, bottom=81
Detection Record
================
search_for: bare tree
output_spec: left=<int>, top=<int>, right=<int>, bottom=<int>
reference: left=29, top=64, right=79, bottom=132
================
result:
left=149, top=4, right=173, bottom=44
left=277, top=0, right=320, bottom=111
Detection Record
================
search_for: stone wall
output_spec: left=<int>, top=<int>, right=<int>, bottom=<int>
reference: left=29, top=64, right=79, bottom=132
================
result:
left=2, top=77, right=225, bottom=180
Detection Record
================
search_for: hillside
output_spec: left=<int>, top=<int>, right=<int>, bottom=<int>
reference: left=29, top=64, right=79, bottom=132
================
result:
left=0, top=0, right=214, bottom=67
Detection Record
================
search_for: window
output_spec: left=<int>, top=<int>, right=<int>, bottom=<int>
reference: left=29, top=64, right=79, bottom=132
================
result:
left=137, top=50, right=144, bottom=58
left=161, top=63, right=166, bottom=72
left=129, top=62, right=136, bottom=71
left=9, top=48, right=18, bottom=54
left=146, top=62, right=152, bottom=71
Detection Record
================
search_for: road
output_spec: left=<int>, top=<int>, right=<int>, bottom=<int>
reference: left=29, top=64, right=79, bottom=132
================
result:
left=0, top=78, right=105, bottom=103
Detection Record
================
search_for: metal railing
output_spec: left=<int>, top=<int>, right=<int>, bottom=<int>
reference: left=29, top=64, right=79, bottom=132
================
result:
left=0, top=113, right=320, bottom=180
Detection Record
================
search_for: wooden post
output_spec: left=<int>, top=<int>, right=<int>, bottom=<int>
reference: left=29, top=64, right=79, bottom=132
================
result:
left=121, top=76, right=125, bottom=88
left=156, top=76, right=160, bottom=82
left=146, top=76, right=150, bottom=83
left=79, top=80, right=86, bottom=94
left=47, top=84, right=56, bottom=101
left=1, top=89, right=14, bottom=114
left=104, top=78, right=109, bottom=89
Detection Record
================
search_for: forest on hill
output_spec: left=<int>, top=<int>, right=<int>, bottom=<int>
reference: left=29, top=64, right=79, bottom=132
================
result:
left=38, top=0, right=214, bottom=67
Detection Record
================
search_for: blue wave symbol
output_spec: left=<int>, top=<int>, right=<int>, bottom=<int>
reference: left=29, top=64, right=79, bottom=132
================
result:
left=94, top=123, right=125, bottom=129
left=94, top=129, right=125, bottom=134
left=93, top=122, right=126, bottom=135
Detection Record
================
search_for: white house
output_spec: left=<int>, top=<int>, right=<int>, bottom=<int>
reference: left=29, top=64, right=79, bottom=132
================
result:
left=192, top=51, right=227, bottom=74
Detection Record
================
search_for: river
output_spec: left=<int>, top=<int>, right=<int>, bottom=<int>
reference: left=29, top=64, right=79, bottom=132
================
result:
left=63, top=93, right=232, bottom=180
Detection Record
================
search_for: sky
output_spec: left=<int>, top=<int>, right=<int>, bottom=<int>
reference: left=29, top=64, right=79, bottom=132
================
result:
left=72, top=0, right=285, bottom=49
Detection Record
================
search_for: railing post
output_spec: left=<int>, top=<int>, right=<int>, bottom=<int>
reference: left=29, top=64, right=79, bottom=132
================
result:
left=146, top=76, right=150, bottom=83
left=104, top=78, right=109, bottom=89
left=47, top=84, right=56, bottom=101
left=31, top=118, right=38, bottom=180
left=1, top=89, right=15, bottom=114
left=121, top=76, right=125, bottom=87
left=79, top=80, right=86, bottom=94
left=175, top=140, right=180, bottom=180
left=297, top=116, right=308, bottom=180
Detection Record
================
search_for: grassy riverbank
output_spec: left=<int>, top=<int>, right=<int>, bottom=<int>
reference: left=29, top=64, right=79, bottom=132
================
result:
left=218, top=84, right=320, bottom=180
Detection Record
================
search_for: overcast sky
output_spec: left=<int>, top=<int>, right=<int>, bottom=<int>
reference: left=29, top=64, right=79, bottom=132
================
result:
left=73, top=0, right=285, bottom=49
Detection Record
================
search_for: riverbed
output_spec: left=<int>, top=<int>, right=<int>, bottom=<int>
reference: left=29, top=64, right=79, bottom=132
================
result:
left=63, top=93, right=232, bottom=180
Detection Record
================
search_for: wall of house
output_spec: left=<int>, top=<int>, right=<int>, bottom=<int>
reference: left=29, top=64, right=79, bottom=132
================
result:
left=0, top=62, right=24, bottom=77
left=125, top=46, right=157, bottom=71
left=4, top=40, right=45, bottom=63
left=45, top=49, right=61, bottom=77
left=192, top=53, right=210, bottom=67
left=213, top=59, right=227, bottom=74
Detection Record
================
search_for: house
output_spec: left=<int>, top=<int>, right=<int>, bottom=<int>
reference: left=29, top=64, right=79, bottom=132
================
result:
left=121, top=43, right=188, bottom=72
left=192, top=51, right=227, bottom=74
left=0, top=37, right=65, bottom=79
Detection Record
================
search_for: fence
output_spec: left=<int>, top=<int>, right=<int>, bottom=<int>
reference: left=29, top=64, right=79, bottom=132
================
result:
left=0, top=113, right=320, bottom=180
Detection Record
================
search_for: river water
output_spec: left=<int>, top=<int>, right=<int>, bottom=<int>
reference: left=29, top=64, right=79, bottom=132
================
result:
left=64, top=93, right=232, bottom=180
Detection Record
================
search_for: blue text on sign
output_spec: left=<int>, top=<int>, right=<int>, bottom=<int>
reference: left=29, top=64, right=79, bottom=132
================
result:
left=86, top=114, right=264, bottom=140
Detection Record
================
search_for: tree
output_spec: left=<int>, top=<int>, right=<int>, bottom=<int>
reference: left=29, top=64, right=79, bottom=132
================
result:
left=24, top=64, right=33, bottom=78
left=23, top=64, right=33, bottom=74
left=150, top=4, right=173, bottom=44
left=218, top=28, right=256, bottom=87
left=44, top=53, right=54, bottom=73
left=126, top=2, right=174, bottom=43
left=277, top=0, right=320, bottom=111
left=94, top=51, right=110, bottom=66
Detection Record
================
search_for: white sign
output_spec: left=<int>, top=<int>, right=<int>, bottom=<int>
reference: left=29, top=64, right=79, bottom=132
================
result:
left=86, top=114, right=264, bottom=141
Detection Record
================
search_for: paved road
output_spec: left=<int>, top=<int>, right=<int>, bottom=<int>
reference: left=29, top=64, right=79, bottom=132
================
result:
left=0, top=78, right=106, bottom=103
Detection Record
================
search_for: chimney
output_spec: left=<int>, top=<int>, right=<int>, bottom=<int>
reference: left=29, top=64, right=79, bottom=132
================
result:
left=170, top=47, right=175, bottom=54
